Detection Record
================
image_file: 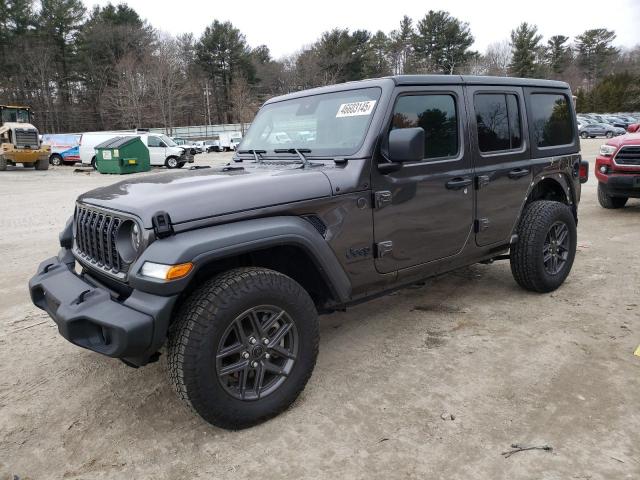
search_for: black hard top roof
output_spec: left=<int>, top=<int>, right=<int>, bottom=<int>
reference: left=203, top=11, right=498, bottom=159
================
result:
left=265, top=75, right=569, bottom=104
left=95, top=136, right=141, bottom=149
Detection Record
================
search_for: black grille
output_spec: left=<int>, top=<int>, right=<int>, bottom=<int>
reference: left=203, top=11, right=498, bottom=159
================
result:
left=74, top=206, right=125, bottom=273
left=615, top=145, right=640, bottom=166
left=14, top=128, right=38, bottom=148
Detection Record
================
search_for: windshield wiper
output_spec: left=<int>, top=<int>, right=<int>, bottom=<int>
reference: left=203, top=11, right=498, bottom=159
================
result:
left=274, top=148, right=312, bottom=168
left=237, top=149, right=266, bottom=163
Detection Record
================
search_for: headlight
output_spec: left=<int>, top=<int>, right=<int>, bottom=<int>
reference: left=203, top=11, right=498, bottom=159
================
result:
left=116, top=220, right=143, bottom=263
left=599, top=145, right=617, bottom=157
left=140, top=262, right=193, bottom=280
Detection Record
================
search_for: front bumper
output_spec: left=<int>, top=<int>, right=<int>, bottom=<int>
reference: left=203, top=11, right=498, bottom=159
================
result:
left=28, top=248, right=177, bottom=365
left=599, top=174, right=640, bottom=198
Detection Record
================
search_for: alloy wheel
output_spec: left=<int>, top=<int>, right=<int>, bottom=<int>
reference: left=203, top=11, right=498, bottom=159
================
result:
left=543, top=221, right=570, bottom=275
left=216, top=305, right=298, bottom=401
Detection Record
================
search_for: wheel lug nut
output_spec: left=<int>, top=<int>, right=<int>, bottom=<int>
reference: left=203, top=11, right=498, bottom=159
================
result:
left=249, top=337, right=257, bottom=345
left=265, top=353, right=270, bottom=359
left=251, top=361, right=258, bottom=368
left=242, top=352, right=249, bottom=359
left=263, top=338, right=269, bottom=345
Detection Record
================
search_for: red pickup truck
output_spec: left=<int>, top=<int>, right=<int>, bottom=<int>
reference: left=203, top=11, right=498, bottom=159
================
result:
left=595, top=128, right=640, bottom=208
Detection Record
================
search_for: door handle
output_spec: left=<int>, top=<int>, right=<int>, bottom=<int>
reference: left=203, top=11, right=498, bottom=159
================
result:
left=446, top=177, right=473, bottom=190
left=508, top=168, right=529, bottom=179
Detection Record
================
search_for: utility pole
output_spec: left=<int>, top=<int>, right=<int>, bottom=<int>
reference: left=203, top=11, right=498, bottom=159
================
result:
left=203, top=81, right=212, bottom=139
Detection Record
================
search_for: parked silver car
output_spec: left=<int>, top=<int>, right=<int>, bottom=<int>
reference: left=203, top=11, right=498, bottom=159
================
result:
left=579, top=122, right=626, bottom=139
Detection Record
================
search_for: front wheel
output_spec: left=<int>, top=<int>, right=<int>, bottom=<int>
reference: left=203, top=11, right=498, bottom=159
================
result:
left=50, top=154, right=63, bottom=166
left=167, top=267, right=319, bottom=429
left=580, top=131, right=589, bottom=139
left=510, top=200, right=577, bottom=293
left=598, top=183, right=628, bottom=209
left=165, top=156, right=179, bottom=169
left=34, top=158, right=49, bottom=170
left=606, top=131, right=614, bottom=138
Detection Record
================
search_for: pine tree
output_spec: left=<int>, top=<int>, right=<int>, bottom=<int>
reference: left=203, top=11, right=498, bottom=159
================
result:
left=545, top=35, right=571, bottom=76
left=575, top=28, right=618, bottom=90
left=414, top=10, right=475, bottom=74
left=509, top=22, right=542, bottom=78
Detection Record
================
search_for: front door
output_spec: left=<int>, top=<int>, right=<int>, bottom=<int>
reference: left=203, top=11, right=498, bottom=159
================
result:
left=372, top=86, right=474, bottom=274
left=147, top=135, right=167, bottom=165
left=465, top=86, right=532, bottom=246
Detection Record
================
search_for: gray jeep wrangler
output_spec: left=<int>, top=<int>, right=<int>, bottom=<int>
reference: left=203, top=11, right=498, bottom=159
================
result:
left=29, top=76, right=588, bottom=429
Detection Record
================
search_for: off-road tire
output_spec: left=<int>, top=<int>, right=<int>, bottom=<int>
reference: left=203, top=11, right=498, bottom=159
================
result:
left=0, top=157, right=6, bottom=171
left=597, top=183, right=628, bottom=209
left=167, top=267, right=319, bottom=429
left=510, top=200, right=577, bottom=293
left=34, top=158, right=49, bottom=170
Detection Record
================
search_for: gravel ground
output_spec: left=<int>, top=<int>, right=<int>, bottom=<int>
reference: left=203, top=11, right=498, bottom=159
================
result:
left=0, top=140, right=638, bottom=480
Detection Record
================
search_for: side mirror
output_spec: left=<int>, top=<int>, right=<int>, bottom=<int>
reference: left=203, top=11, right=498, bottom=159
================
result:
left=388, top=127, right=425, bottom=163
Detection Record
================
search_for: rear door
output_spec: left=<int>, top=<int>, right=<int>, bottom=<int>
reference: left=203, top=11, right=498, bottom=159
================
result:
left=466, top=86, right=531, bottom=246
left=372, top=85, right=474, bottom=274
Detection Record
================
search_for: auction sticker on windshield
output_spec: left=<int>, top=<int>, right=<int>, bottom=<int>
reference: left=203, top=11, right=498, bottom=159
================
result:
left=336, top=100, right=376, bottom=118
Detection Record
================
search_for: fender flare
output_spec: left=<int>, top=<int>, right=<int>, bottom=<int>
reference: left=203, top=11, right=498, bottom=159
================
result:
left=526, top=172, right=576, bottom=205
left=128, top=216, right=352, bottom=302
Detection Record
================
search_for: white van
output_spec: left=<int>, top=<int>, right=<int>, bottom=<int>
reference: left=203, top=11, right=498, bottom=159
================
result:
left=79, top=131, right=193, bottom=168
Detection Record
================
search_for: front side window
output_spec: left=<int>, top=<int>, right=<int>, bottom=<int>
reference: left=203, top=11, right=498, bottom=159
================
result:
left=530, top=93, right=573, bottom=148
left=391, top=94, right=458, bottom=159
left=474, top=93, right=522, bottom=152
left=241, top=87, right=382, bottom=157
left=148, top=136, right=163, bottom=147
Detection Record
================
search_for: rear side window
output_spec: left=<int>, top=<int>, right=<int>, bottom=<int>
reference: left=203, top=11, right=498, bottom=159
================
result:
left=391, top=94, right=458, bottom=159
left=474, top=93, right=522, bottom=152
left=530, top=94, right=573, bottom=147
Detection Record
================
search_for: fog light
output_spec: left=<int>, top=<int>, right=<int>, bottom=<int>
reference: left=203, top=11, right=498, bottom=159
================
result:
left=599, top=165, right=608, bottom=174
left=141, top=261, right=193, bottom=280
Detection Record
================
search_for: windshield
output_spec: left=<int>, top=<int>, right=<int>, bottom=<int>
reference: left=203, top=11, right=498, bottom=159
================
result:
left=241, top=87, right=381, bottom=157
left=160, top=134, right=177, bottom=147
left=1, top=107, right=30, bottom=124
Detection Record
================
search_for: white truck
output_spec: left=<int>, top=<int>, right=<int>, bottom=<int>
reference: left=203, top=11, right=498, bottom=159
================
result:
left=79, top=131, right=193, bottom=169
left=204, top=132, right=242, bottom=152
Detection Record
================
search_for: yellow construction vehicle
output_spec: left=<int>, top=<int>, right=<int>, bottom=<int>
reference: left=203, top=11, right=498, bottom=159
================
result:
left=0, top=105, right=50, bottom=171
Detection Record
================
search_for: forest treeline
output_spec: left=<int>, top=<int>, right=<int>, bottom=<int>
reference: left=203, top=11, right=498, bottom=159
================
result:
left=1, top=1, right=638, bottom=133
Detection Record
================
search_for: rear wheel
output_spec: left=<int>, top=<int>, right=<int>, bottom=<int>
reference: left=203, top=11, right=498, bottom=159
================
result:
left=34, top=158, right=49, bottom=170
left=91, top=156, right=97, bottom=170
left=597, top=183, right=628, bottom=209
left=606, top=131, right=614, bottom=138
left=510, top=200, right=577, bottom=293
left=165, top=156, right=179, bottom=169
left=50, top=154, right=63, bottom=166
left=0, top=157, right=7, bottom=171
left=167, top=267, right=319, bottom=429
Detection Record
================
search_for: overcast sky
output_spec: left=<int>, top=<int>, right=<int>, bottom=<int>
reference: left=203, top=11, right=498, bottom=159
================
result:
left=89, top=0, right=640, bottom=59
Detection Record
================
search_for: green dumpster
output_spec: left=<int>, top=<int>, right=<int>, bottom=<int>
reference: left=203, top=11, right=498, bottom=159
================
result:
left=94, top=136, right=150, bottom=174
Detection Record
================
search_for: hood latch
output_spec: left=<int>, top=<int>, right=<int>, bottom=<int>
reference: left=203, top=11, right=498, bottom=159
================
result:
left=152, top=211, right=174, bottom=239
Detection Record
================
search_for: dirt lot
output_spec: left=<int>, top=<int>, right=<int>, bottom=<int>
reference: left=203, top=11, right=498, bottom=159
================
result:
left=1, top=140, right=638, bottom=479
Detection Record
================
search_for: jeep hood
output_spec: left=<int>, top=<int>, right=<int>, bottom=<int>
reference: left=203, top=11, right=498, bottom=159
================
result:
left=78, top=165, right=333, bottom=228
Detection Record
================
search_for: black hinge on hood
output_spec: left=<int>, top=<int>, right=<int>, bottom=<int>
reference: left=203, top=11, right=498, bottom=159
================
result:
left=152, top=211, right=174, bottom=238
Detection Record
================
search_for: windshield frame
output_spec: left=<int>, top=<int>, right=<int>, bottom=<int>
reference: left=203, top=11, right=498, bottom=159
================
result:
left=238, top=86, right=383, bottom=159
